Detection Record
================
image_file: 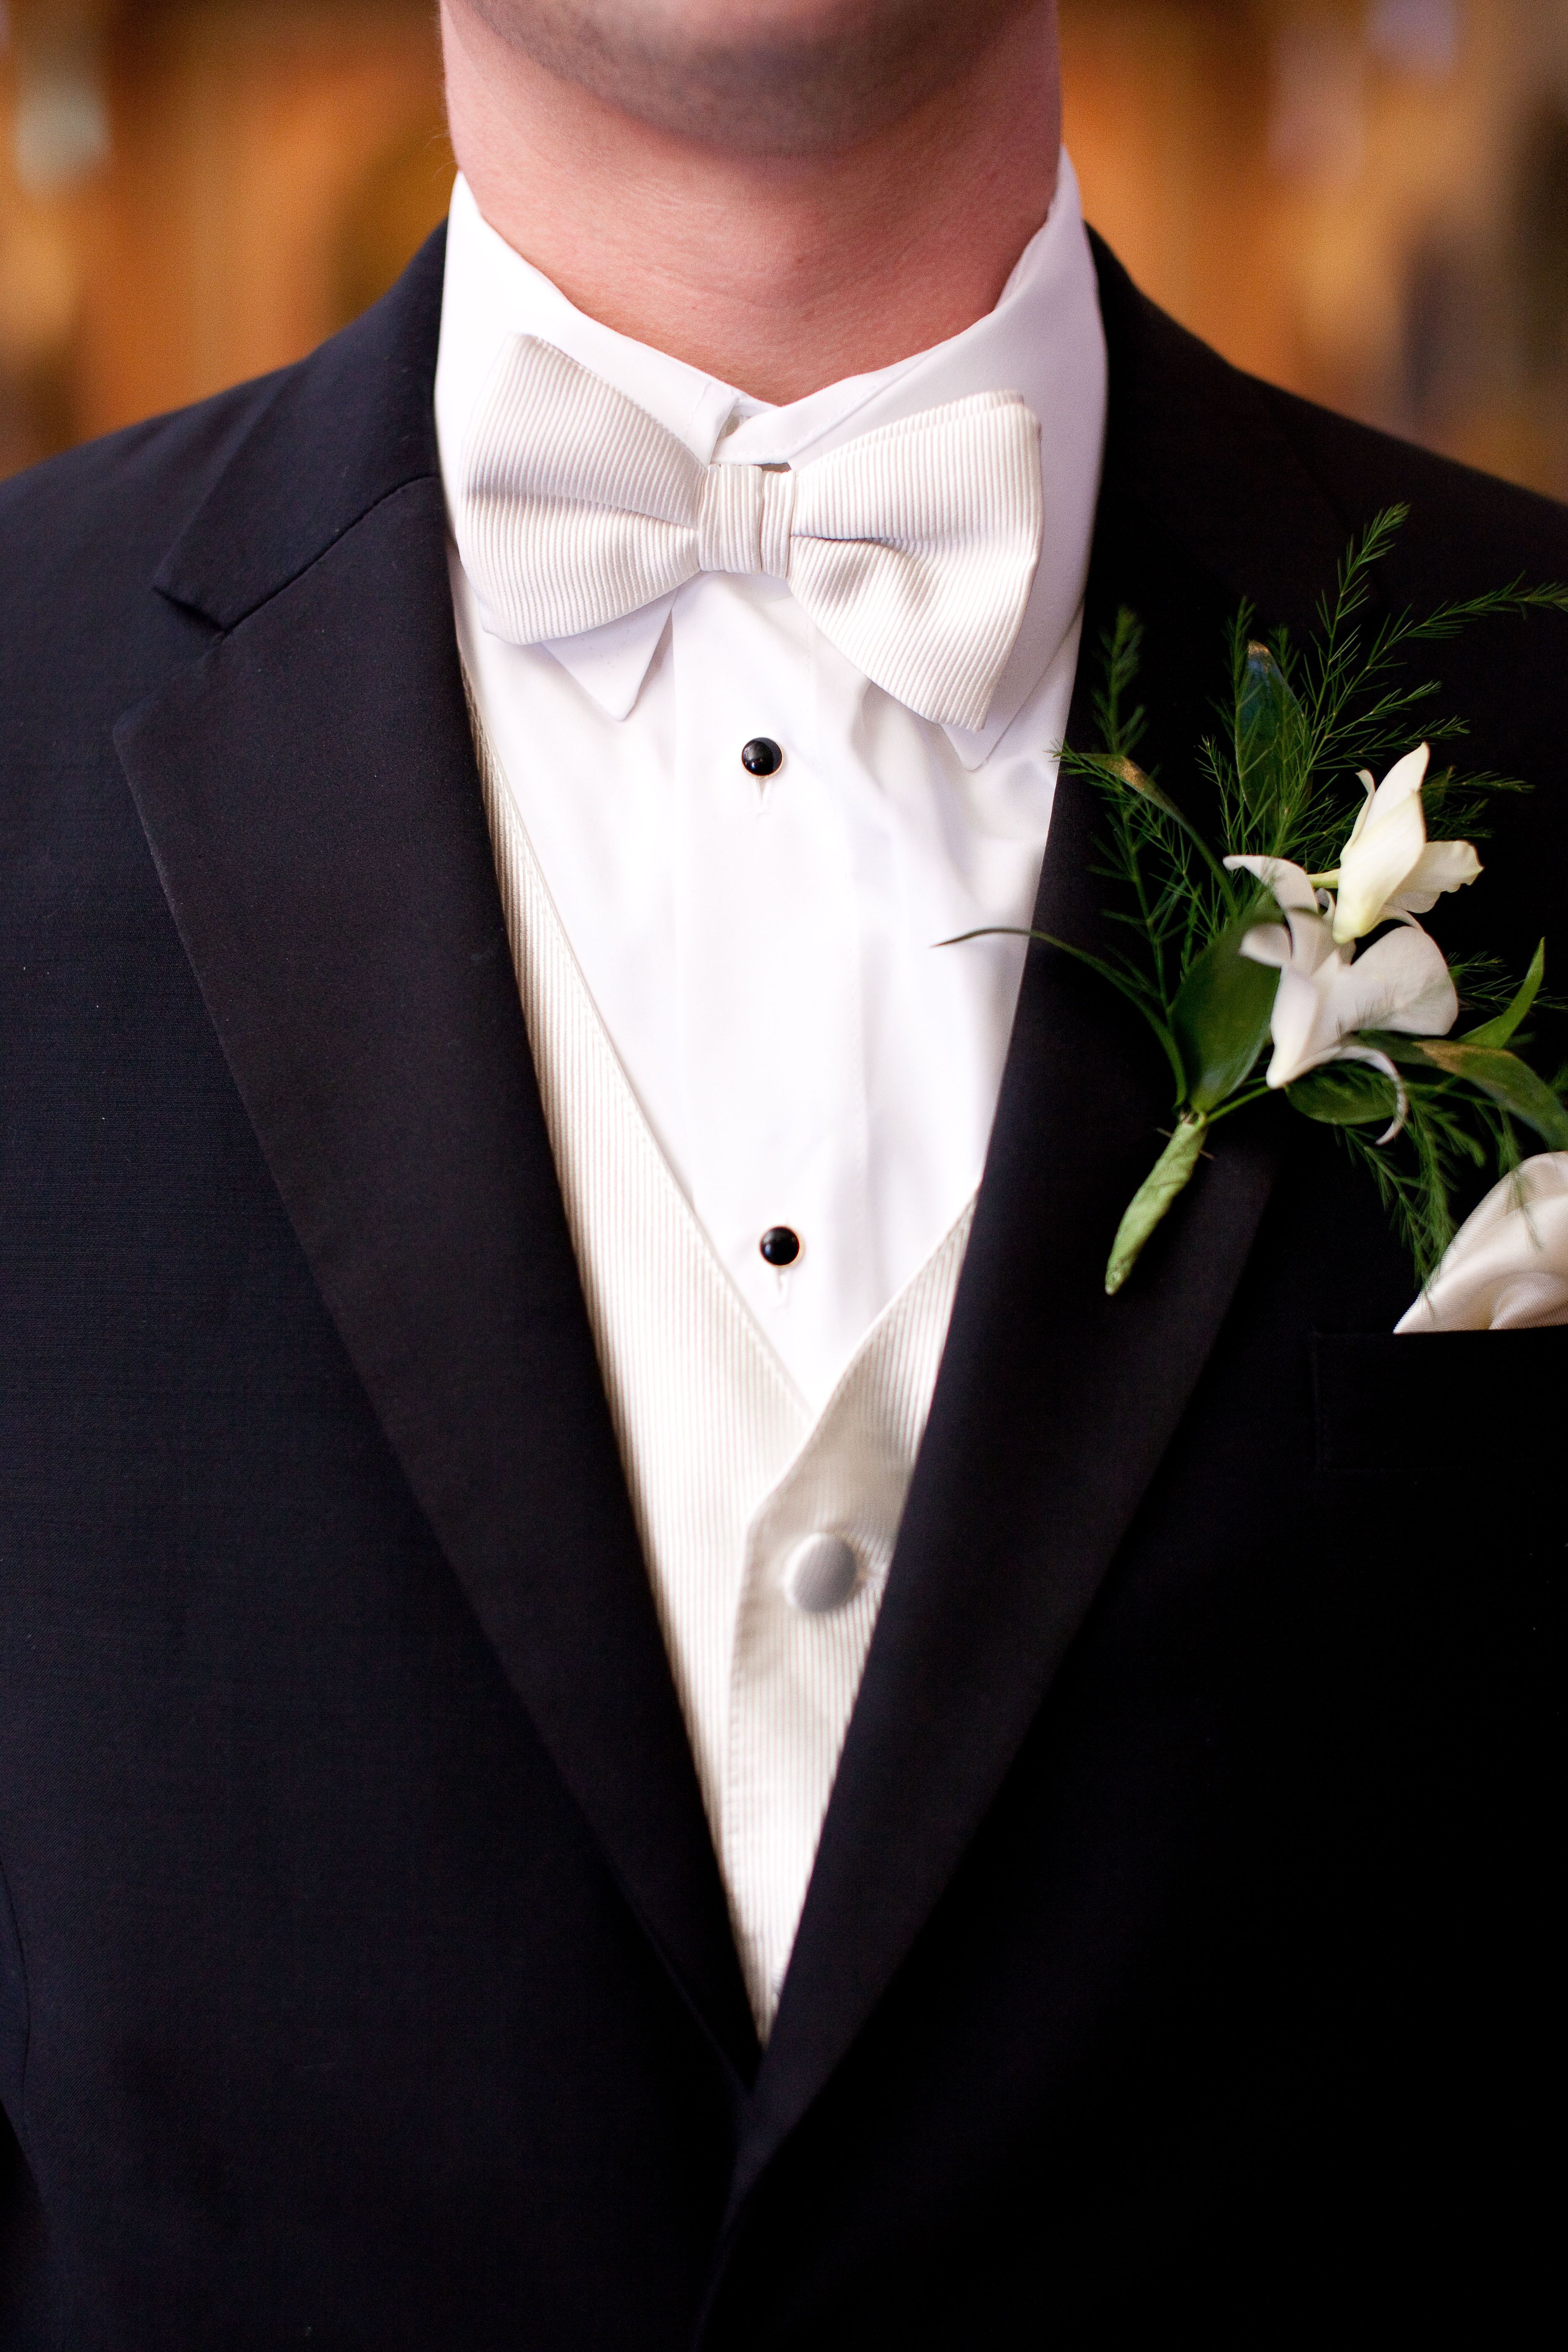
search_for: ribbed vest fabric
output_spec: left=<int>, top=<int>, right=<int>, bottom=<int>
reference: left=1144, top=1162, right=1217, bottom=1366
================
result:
left=469, top=696, right=974, bottom=2033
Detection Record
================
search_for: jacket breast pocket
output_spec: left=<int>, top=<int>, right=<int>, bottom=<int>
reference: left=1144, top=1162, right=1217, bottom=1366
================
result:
left=1311, top=1328, right=1568, bottom=1476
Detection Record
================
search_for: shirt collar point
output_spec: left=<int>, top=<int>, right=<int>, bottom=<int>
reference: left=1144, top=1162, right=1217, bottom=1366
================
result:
left=529, top=598, right=672, bottom=720
left=940, top=716, right=1003, bottom=772
left=943, top=655, right=1045, bottom=769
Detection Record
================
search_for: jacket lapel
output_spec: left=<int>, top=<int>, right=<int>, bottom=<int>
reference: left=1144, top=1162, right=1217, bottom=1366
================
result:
left=114, top=234, right=759, bottom=2083
left=732, top=241, right=1357, bottom=2197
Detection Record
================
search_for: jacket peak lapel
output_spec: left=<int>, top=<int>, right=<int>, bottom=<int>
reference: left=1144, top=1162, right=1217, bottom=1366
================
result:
left=116, top=256, right=759, bottom=2083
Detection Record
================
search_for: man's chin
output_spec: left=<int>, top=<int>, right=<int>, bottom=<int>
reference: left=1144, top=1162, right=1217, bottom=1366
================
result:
left=459, top=0, right=1038, bottom=156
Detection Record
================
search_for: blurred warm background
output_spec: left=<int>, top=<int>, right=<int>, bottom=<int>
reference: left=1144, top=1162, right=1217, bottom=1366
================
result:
left=3, top=0, right=1568, bottom=497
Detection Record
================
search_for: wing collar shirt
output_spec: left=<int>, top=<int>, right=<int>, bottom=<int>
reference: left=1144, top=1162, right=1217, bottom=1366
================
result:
left=436, top=161, right=1107, bottom=1412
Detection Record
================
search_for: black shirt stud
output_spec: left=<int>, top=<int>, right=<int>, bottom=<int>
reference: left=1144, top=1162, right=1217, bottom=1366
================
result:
left=741, top=738, right=783, bottom=777
left=759, top=1226, right=802, bottom=1267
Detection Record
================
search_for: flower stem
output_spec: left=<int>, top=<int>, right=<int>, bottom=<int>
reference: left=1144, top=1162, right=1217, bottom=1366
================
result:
left=1104, top=1114, right=1209, bottom=1295
left=1204, top=1083, right=1274, bottom=1126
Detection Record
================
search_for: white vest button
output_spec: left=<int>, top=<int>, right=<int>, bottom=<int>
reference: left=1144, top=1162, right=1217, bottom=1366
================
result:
left=782, top=1532, right=860, bottom=1614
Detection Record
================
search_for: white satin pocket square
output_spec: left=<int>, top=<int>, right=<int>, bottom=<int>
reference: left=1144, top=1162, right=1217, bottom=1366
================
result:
left=1397, top=1150, right=1568, bottom=1331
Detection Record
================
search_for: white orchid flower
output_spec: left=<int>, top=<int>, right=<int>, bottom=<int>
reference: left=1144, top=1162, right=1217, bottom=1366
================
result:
left=1316, top=745, right=1481, bottom=944
left=1224, top=854, right=1459, bottom=1136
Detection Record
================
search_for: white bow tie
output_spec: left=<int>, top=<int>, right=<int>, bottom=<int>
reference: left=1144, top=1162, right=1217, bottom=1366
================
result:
left=456, top=336, right=1045, bottom=732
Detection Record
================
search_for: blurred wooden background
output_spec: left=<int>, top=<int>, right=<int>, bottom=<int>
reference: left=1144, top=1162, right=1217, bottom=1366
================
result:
left=4, top=0, right=1568, bottom=497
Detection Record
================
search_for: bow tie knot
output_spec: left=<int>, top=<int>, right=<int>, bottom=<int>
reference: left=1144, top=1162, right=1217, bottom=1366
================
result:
left=696, top=459, right=796, bottom=581
left=457, top=335, right=1044, bottom=731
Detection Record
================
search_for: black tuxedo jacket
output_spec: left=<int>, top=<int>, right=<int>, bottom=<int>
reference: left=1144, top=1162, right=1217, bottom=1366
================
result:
left=0, top=228, right=1561, bottom=2346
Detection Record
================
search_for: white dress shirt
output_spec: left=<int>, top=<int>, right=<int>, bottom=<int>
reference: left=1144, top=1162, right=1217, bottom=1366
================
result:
left=436, top=162, right=1106, bottom=1410
left=436, top=165, right=1107, bottom=2029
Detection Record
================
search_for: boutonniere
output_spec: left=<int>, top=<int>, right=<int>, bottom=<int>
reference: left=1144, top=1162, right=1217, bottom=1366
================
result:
left=958, top=508, right=1568, bottom=1306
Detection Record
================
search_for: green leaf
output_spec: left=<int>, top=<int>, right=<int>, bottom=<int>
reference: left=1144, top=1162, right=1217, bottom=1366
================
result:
left=1105, top=1117, right=1208, bottom=1295
left=1460, top=938, right=1545, bottom=1047
left=1238, top=638, right=1296, bottom=752
left=1286, top=1062, right=1399, bottom=1127
left=1077, top=748, right=1179, bottom=815
left=1411, top=1039, right=1568, bottom=1148
left=1235, top=640, right=1310, bottom=843
left=1170, top=917, right=1279, bottom=1112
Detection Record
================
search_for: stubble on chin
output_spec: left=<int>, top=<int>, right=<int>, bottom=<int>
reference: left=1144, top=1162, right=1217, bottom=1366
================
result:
left=457, top=0, right=1038, bottom=155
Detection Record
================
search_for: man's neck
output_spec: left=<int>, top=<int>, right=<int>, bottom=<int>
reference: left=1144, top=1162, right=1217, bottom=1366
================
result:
left=439, top=2, right=1061, bottom=405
